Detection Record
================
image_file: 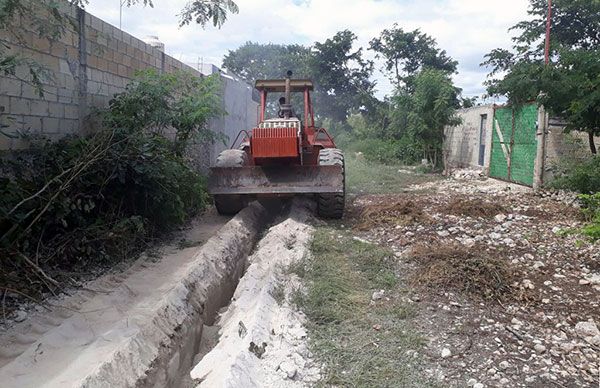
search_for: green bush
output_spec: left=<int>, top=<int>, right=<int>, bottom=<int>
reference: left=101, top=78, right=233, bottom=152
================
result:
left=351, top=136, right=421, bottom=165
left=581, top=223, right=600, bottom=240
left=0, top=70, right=220, bottom=299
left=353, top=138, right=400, bottom=164
left=577, top=193, right=600, bottom=240
left=579, top=193, right=600, bottom=221
left=552, top=156, right=600, bottom=193
left=550, top=158, right=600, bottom=240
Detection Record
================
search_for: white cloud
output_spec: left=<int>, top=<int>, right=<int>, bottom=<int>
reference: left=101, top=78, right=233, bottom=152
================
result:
left=85, top=0, right=532, bottom=98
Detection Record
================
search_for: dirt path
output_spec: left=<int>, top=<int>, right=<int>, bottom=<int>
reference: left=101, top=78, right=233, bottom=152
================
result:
left=2, top=167, right=596, bottom=388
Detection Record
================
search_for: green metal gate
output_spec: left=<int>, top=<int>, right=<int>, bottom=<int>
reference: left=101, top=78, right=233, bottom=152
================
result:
left=489, top=104, right=538, bottom=186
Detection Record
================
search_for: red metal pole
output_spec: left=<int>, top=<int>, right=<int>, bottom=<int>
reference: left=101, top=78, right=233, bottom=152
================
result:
left=260, top=90, right=266, bottom=122
left=544, top=0, right=552, bottom=65
left=304, top=89, right=309, bottom=133
left=308, top=92, right=315, bottom=127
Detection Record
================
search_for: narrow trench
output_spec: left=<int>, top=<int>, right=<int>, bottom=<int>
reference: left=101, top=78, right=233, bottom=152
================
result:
left=146, top=200, right=290, bottom=388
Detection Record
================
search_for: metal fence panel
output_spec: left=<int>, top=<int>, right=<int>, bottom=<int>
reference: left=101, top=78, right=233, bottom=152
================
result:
left=489, top=104, right=538, bottom=186
left=510, top=105, right=538, bottom=186
left=489, top=107, right=513, bottom=181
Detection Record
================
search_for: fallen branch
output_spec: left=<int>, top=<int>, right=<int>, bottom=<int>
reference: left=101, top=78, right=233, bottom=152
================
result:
left=18, top=253, right=59, bottom=287
left=7, top=166, right=74, bottom=216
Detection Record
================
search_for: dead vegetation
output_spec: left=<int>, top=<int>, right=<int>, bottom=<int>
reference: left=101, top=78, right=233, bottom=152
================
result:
left=444, top=197, right=506, bottom=218
left=355, top=198, right=430, bottom=230
left=407, top=243, right=518, bottom=301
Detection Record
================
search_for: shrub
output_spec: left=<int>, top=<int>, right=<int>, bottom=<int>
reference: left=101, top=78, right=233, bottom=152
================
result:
left=578, top=193, right=600, bottom=240
left=352, top=136, right=421, bottom=165
left=552, top=156, right=600, bottom=193
left=354, top=138, right=400, bottom=164
left=579, top=193, right=600, bottom=221
left=0, top=70, right=220, bottom=303
left=104, top=69, right=225, bottom=154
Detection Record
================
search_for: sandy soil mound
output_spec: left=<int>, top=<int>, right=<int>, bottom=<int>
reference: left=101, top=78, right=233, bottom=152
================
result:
left=190, top=200, right=321, bottom=387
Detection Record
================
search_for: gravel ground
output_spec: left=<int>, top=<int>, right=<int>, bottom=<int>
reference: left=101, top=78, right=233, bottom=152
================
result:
left=347, top=171, right=599, bottom=388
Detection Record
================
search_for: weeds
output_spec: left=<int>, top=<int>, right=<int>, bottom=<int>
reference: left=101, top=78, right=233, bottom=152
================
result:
left=580, top=224, right=600, bottom=240
left=348, top=238, right=398, bottom=289
left=0, top=70, right=221, bottom=311
left=408, top=243, right=517, bottom=301
left=355, top=199, right=430, bottom=230
left=574, top=193, right=600, bottom=240
left=284, top=260, right=307, bottom=279
left=551, top=155, right=600, bottom=194
left=445, top=198, right=506, bottom=218
left=269, top=282, right=286, bottom=306
left=345, top=154, right=439, bottom=195
left=300, top=228, right=434, bottom=387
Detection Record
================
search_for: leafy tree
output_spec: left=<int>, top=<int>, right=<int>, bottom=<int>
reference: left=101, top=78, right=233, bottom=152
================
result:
left=391, top=69, right=460, bottom=167
left=483, top=0, right=600, bottom=153
left=511, top=0, right=600, bottom=53
left=460, top=97, right=478, bottom=109
left=369, top=24, right=457, bottom=89
left=222, top=31, right=375, bottom=124
left=310, top=30, right=375, bottom=122
left=178, top=0, right=239, bottom=28
left=52, top=0, right=239, bottom=28
left=222, top=42, right=311, bottom=119
left=222, top=42, right=311, bottom=82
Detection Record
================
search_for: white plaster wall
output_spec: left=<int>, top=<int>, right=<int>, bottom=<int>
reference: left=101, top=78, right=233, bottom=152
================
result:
left=206, top=75, right=258, bottom=170
left=444, top=105, right=495, bottom=171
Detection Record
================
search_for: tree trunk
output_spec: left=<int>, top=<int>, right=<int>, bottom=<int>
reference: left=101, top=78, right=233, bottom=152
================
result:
left=589, top=131, right=597, bottom=154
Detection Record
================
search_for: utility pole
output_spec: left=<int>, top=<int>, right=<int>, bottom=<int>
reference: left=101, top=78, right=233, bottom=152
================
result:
left=534, top=0, right=552, bottom=190
left=544, top=0, right=552, bottom=65
left=119, top=0, right=126, bottom=30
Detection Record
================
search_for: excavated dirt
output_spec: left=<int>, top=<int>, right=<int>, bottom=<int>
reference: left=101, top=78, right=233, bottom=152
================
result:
left=189, top=199, right=320, bottom=387
left=0, top=203, right=270, bottom=388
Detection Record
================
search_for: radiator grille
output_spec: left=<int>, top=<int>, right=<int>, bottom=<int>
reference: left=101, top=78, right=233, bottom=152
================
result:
left=251, top=127, right=298, bottom=158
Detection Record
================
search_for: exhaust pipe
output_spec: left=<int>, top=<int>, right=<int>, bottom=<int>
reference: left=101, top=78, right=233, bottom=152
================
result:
left=285, top=70, right=292, bottom=105
left=282, top=70, right=293, bottom=119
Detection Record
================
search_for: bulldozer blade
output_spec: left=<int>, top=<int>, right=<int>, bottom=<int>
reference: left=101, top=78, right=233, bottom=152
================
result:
left=208, top=165, right=343, bottom=195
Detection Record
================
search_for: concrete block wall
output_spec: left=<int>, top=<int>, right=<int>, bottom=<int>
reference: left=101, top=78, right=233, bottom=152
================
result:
left=445, top=106, right=599, bottom=184
left=0, top=1, right=258, bottom=170
left=543, top=119, right=600, bottom=181
left=444, top=105, right=495, bottom=171
left=81, top=11, right=201, bottom=114
left=0, top=3, right=82, bottom=149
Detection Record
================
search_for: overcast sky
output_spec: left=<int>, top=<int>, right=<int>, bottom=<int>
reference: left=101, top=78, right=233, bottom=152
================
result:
left=85, top=0, right=532, bottom=101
